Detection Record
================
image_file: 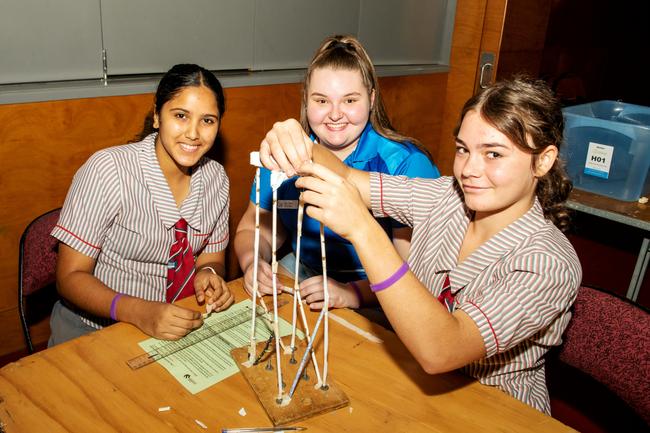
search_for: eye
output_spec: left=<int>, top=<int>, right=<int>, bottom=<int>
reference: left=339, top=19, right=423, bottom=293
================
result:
left=486, top=151, right=502, bottom=159
left=174, top=112, right=186, bottom=119
left=315, top=98, right=328, bottom=104
left=345, top=98, right=357, bottom=104
left=455, top=145, right=467, bottom=155
left=203, top=117, right=216, bottom=125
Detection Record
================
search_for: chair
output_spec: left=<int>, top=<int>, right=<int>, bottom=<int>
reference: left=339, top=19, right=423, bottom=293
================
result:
left=547, top=285, right=650, bottom=433
left=18, top=208, right=61, bottom=353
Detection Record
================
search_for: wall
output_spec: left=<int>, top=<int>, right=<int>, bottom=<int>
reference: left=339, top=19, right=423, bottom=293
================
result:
left=0, top=73, right=447, bottom=360
left=497, top=0, right=650, bottom=309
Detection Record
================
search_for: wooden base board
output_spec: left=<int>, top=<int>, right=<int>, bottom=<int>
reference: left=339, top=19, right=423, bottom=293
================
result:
left=231, top=341, right=349, bottom=426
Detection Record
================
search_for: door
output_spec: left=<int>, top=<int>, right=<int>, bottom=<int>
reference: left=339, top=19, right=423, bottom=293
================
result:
left=436, top=0, right=508, bottom=174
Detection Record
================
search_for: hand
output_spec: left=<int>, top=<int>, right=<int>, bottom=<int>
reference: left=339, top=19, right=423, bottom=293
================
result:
left=296, top=162, right=373, bottom=242
left=260, top=119, right=314, bottom=177
left=133, top=300, right=203, bottom=340
left=194, top=269, right=235, bottom=314
left=300, top=276, right=361, bottom=310
left=243, top=259, right=284, bottom=297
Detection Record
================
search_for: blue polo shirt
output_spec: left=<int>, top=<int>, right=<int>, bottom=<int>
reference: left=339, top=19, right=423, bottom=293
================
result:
left=249, top=123, right=440, bottom=282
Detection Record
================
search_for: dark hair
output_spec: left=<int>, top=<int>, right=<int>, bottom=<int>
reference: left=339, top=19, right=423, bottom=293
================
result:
left=455, top=76, right=573, bottom=231
left=134, top=64, right=225, bottom=141
left=154, top=63, right=225, bottom=120
left=300, top=35, right=430, bottom=158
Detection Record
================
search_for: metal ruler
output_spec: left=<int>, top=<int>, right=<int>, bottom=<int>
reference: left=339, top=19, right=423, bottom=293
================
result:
left=126, top=301, right=278, bottom=370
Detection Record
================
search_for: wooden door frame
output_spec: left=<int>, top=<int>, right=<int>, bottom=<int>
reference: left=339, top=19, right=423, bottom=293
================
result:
left=436, top=0, right=508, bottom=175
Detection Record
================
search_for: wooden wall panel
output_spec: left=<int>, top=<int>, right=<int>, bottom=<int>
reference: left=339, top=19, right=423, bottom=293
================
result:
left=0, top=74, right=446, bottom=359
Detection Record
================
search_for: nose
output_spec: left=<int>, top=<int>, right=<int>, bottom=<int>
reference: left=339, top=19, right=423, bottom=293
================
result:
left=460, top=152, right=482, bottom=178
left=185, top=120, right=199, bottom=140
left=328, top=104, right=343, bottom=121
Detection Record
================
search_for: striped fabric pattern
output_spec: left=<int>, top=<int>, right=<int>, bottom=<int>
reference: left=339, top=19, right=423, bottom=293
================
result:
left=369, top=174, right=582, bottom=414
left=51, top=134, right=229, bottom=329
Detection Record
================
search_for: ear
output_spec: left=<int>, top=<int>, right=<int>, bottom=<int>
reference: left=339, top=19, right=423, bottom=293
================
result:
left=370, top=89, right=376, bottom=110
left=153, top=108, right=160, bottom=129
left=535, top=145, right=558, bottom=177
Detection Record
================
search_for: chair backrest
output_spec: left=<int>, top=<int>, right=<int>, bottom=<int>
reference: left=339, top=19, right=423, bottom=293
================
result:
left=18, top=208, right=61, bottom=352
left=557, top=285, right=650, bottom=425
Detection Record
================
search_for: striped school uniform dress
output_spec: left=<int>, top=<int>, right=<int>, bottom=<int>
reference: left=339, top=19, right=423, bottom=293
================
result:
left=51, top=133, right=230, bottom=329
left=370, top=174, right=582, bottom=414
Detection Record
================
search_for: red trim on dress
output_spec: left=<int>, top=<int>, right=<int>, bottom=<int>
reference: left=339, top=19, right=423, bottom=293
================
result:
left=466, top=300, right=500, bottom=353
left=54, top=225, right=101, bottom=250
left=207, top=234, right=229, bottom=245
left=379, top=173, right=388, bottom=217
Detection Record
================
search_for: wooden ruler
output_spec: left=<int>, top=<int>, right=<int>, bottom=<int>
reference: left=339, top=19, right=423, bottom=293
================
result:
left=127, top=300, right=286, bottom=370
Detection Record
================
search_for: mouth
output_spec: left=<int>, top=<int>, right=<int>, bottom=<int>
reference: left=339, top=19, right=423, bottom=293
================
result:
left=325, top=122, right=348, bottom=131
left=462, top=184, right=489, bottom=192
left=179, top=142, right=201, bottom=153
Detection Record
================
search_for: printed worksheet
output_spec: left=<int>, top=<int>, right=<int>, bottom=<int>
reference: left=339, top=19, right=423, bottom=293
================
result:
left=138, top=299, right=303, bottom=394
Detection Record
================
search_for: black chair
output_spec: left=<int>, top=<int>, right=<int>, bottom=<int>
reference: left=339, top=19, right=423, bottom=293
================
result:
left=18, top=208, right=61, bottom=353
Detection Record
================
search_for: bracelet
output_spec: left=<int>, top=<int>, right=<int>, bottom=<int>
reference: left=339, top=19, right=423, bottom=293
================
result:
left=369, top=262, right=410, bottom=292
left=198, top=266, right=218, bottom=275
left=349, top=281, right=364, bottom=307
left=110, top=293, right=124, bottom=321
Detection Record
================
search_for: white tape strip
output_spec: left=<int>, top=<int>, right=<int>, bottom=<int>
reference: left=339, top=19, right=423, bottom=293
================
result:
left=329, top=313, right=383, bottom=344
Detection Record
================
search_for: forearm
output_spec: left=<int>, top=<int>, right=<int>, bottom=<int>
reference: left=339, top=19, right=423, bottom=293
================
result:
left=196, top=252, right=226, bottom=278
left=350, top=222, right=485, bottom=373
left=57, top=269, right=154, bottom=325
left=234, top=229, right=273, bottom=272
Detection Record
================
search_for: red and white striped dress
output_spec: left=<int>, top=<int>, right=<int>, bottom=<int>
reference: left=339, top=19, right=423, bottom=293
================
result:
left=370, top=174, right=582, bottom=414
left=51, top=133, right=230, bottom=329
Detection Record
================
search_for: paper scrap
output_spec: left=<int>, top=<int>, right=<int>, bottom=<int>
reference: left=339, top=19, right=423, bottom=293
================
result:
left=238, top=407, right=247, bottom=416
left=195, top=419, right=208, bottom=429
left=158, top=406, right=171, bottom=412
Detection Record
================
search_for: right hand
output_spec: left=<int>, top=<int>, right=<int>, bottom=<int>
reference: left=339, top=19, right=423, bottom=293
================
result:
left=243, top=259, right=284, bottom=297
left=133, top=300, right=203, bottom=340
left=260, top=119, right=314, bottom=177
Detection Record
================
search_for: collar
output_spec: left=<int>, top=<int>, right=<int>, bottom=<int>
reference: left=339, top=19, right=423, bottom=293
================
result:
left=436, top=196, right=548, bottom=293
left=139, top=133, right=205, bottom=231
left=345, top=123, right=377, bottom=164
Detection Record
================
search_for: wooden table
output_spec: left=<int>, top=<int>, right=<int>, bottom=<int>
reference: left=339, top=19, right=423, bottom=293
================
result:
left=0, top=278, right=574, bottom=432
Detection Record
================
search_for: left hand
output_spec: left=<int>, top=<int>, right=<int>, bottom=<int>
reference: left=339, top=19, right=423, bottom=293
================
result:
left=300, top=276, right=361, bottom=310
left=194, top=269, right=235, bottom=313
left=296, top=162, right=374, bottom=243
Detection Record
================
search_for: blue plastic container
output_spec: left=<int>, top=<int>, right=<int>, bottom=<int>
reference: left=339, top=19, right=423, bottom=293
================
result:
left=561, top=100, right=650, bottom=201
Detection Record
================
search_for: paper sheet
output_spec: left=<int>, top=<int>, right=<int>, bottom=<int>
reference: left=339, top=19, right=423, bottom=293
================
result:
left=138, top=299, right=303, bottom=394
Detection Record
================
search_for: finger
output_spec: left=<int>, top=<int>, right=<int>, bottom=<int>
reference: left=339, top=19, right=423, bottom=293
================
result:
left=266, top=127, right=296, bottom=176
left=194, top=278, right=208, bottom=303
left=259, top=137, right=280, bottom=171
left=171, top=305, right=202, bottom=321
left=213, top=291, right=235, bottom=312
left=297, top=162, right=342, bottom=183
left=309, top=301, right=325, bottom=311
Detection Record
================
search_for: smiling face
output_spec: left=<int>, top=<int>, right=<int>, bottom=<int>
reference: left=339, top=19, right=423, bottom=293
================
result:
left=453, top=110, right=543, bottom=224
left=153, top=85, right=220, bottom=175
left=306, top=67, right=374, bottom=159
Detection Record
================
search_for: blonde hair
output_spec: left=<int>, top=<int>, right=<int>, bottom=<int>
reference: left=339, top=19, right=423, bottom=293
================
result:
left=300, top=35, right=429, bottom=156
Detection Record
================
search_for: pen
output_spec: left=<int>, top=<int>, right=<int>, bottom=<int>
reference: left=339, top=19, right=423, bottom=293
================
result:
left=221, top=427, right=306, bottom=433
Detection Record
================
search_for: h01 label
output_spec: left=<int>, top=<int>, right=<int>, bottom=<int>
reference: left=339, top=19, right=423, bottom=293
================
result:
left=584, top=142, right=614, bottom=179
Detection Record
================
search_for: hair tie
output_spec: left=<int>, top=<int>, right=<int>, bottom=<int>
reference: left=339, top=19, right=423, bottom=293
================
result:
left=330, top=41, right=352, bottom=51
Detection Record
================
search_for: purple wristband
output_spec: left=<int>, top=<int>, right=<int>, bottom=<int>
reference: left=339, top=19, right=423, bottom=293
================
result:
left=349, top=281, right=364, bottom=307
left=369, top=262, right=410, bottom=292
left=110, top=293, right=124, bottom=321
